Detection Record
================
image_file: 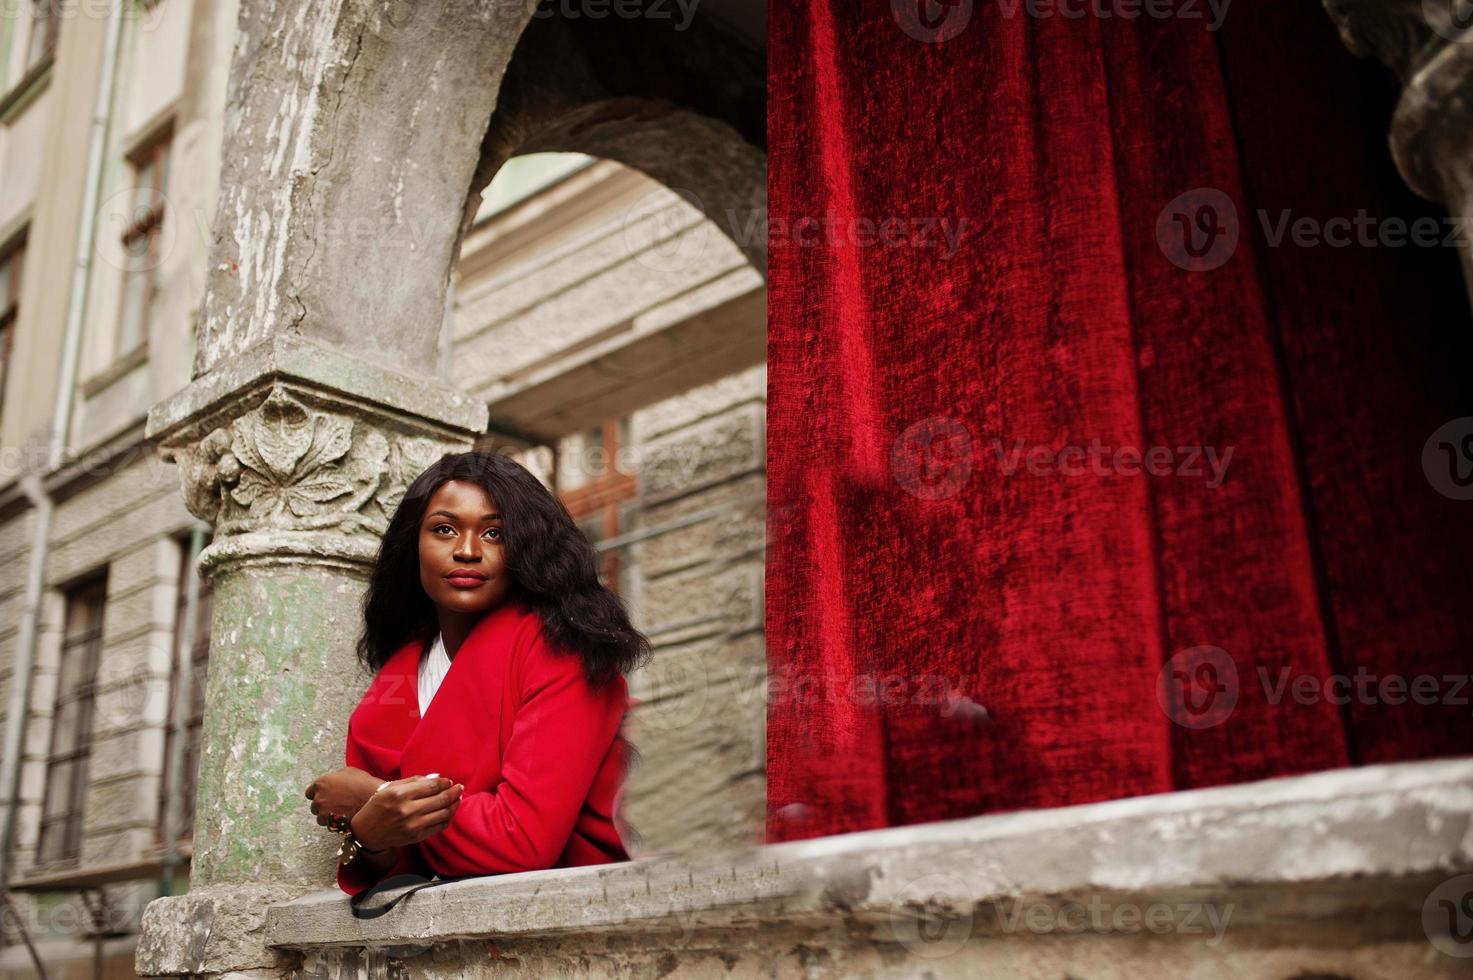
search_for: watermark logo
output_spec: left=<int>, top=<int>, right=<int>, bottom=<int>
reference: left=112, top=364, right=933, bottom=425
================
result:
left=0, top=0, right=170, bottom=33
left=369, top=0, right=439, bottom=43
left=1424, top=874, right=1473, bottom=957
left=891, top=417, right=974, bottom=501
left=94, top=187, right=178, bottom=273
left=1423, top=417, right=1473, bottom=501
left=1424, top=0, right=1473, bottom=42
left=629, top=653, right=709, bottom=733
left=889, top=873, right=975, bottom=957
left=891, top=0, right=974, bottom=43
left=1160, top=654, right=1473, bottom=730
left=1157, top=188, right=1239, bottom=272
left=1162, top=189, right=1473, bottom=270
left=622, top=188, right=711, bottom=273
left=1157, top=645, right=1238, bottom=730
left=891, top=0, right=1233, bottom=40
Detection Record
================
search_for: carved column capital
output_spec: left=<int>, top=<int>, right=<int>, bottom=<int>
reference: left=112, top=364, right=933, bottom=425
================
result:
left=147, top=334, right=489, bottom=575
left=162, top=384, right=450, bottom=571
left=1323, top=0, right=1473, bottom=203
left=1323, top=0, right=1440, bottom=80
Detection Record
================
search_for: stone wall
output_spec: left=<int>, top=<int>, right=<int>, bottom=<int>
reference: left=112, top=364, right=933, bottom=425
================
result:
left=0, top=440, right=198, bottom=969
left=621, top=366, right=767, bottom=855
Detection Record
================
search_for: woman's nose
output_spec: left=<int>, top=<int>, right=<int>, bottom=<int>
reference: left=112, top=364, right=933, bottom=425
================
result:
left=454, top=533, right=481, bottom=559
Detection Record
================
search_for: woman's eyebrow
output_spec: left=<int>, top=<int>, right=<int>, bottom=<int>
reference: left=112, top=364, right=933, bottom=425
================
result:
left=427, top=510, right=501, bottom=521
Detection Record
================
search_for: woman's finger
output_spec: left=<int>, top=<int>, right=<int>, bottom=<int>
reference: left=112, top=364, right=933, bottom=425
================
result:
left=310, top=802, right=320, bottom=815
left=404, top=785, right=462, bottom=817
left=407, top=798, right=460, bottom=832
left=414, top=814, right=454, bottom=841
left=394, top=776, right=453, bottom=800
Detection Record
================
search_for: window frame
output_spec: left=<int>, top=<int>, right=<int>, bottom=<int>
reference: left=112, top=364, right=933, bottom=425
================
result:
left=0, top=236, right=25, bottom=429
left=24, top=0, right=60, bottom=73
left=114, top=127, right=173, bottom=361
left=157, top=535, right=212, bottom=845
left=36, top=575, right=108, bottom=868
left=558, top=418, right=637, bottom=596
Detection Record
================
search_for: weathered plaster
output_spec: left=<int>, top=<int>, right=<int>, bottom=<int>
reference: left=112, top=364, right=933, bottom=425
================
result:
left=195, top=0, right=539, bottom=376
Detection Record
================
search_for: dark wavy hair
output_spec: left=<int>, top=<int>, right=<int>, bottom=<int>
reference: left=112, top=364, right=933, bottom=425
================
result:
left=357, top=451, right=650, bottom=689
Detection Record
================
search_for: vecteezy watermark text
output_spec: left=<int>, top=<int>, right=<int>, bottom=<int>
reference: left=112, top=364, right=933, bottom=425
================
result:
left=890, top=418, right=1237, bottom=501
left=1258, top=209, right=1473, bottom=250
left=532, top=0, right=701, bottom=30
left=1157, top=189, right=1473, bottom=272
left=993, top=0, right=1232, bottom=31
left=886, top=873, right=1235, bottom=958
left=992, top=439, right=1234, bottom=488
left=1158, top=645, right=1473, bottom=730
left=891, top=0, right=1233, bottom=43
left=771, top=214, right=970, bottom=259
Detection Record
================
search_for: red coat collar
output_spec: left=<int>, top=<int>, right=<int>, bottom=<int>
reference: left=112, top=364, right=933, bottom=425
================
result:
left=349, top=598, right=532, bottom=778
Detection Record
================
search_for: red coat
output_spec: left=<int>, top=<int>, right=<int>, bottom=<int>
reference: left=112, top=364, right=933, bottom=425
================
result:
left=337, top=598, right=631, bottom=895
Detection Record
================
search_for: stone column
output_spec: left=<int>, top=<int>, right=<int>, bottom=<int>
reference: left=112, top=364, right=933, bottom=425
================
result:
left=135, top=338, right=486, bottom=976
left=1324, top=0, right=1473, bottom=304
left=134, top=0, right=535, bottom=973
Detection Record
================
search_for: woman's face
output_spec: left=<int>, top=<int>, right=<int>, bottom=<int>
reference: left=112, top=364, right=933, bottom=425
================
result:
left=418, top=480, right=512, bottom=618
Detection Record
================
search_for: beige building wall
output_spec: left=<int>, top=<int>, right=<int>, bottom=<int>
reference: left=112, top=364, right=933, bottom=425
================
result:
left=0, top=7, right=766, bottom=979
left=453, top=158, right=767, bottom=854
left=0, top=2, right=242, bottom=975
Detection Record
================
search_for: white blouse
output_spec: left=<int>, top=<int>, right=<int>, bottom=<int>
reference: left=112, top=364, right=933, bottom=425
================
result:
left=417, top=632, right=452, bottom=716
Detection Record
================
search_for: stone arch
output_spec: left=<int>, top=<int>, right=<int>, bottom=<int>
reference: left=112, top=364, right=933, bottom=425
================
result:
left=444, top=6, right=769, bottom=854
left=142, top=0, right=768, bottom=934
left=462, top=4, right=767, bottom=275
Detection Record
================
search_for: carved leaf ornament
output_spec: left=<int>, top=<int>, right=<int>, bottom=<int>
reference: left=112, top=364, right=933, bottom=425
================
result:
left=171, top=386, right=448, bottom=539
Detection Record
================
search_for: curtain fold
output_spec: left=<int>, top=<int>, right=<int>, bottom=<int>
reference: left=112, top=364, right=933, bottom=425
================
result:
left=767, top=0, right=1473, bottom=843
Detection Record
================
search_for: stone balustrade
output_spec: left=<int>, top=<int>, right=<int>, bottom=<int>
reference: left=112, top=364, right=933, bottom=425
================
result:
left=137, top=758, right=1473, bottom=977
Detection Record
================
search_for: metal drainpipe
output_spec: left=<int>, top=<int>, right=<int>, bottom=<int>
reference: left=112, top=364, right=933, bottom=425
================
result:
left=0, top=0, right=127, bottom=888
left=159, top=524, right=206, bottom=897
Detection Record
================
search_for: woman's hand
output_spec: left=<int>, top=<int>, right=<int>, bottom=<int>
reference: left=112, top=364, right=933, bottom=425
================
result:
left=349, top=776, right=463, bottom=851
left=304, top=767, right=384, bottom=829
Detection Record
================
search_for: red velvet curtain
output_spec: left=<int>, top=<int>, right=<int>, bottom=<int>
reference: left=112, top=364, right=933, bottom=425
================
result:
left=766, top=0, right=1473, bottom=842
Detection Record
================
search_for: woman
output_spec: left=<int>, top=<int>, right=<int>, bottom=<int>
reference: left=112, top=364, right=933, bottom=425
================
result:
left=303, top=452, right=649, bottom=895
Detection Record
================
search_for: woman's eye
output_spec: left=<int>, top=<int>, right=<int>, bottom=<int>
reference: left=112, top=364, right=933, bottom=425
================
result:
left=433, top=524, right=454, bottom=535
left=483, top=527, right=502, bottom=541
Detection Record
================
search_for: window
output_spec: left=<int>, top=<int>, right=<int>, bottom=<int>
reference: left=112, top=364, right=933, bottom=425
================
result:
left=476, top=153, right=592, bottom=221
left=25, top=1, right=59, bottom=71
left=115, top=132, right=172, bottom=358
left=558, top=418, right=637, bottom=595
left=0, top=239, right=23, bottom=428
left=159, top=536, right=212, bottom=843
left=37, top=576, right=107, bottom=866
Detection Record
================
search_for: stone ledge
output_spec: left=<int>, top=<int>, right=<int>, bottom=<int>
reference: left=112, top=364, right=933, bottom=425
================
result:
left=263, top=758, right=1473, bottom=951
left=146, top=333, right=488, bottom=444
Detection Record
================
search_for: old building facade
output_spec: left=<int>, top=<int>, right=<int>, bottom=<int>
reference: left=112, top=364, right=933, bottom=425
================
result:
left=0, top=1, right=766, bottom=976
left=0, top=0, right=1469, bottom=978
